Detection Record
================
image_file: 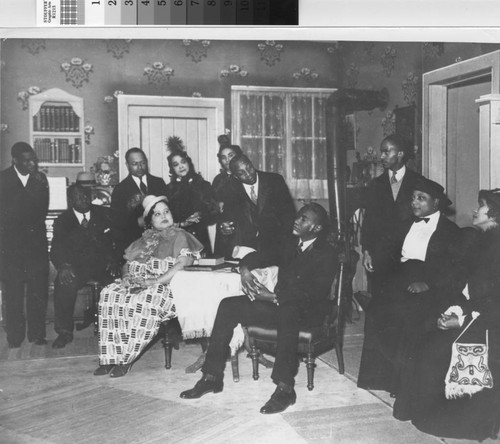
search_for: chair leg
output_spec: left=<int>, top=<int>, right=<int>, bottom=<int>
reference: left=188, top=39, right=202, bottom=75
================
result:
left=250, top=345, right=260, bottom=381
left=231, top=353, right=240, bottom=383
left=162, top=321, right=174, bottom=370
left=335, top=342, right=345, bottom=375
left=305, top=353, right=315, bottom=391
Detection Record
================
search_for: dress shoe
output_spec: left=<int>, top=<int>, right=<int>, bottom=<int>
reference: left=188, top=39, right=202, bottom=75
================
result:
left=260, top=386, right=297, bottom=414
left=52, top=333, right=73, bottom=349
left=180, top=376, right=223, bottom=399
left=93, top=364, right=116, bottom=376
left=8, top=342, right=22, bottom=349
left=109, top=363, right=133, bottom=378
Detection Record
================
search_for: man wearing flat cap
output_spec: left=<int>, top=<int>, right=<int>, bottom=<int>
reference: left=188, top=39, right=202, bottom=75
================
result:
left=0, top=142, right=50, bottom=348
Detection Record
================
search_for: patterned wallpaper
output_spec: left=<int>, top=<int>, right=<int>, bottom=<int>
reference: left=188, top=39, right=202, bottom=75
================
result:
left=0, top=39, right=341, bottom=178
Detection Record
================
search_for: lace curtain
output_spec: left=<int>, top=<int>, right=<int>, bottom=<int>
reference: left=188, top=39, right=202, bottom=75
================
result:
left=234, top=88, right=332, bottom=200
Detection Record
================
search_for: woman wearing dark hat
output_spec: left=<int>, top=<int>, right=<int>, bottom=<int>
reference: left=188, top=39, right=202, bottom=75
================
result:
left=393, top=189, right=500, bottom=441
left=94, top=195, right=203, bottom=378
left=358, top=177, right=463, bottom=395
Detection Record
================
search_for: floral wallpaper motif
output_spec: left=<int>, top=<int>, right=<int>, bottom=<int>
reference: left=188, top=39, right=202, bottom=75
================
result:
left=401, top=72, right=419, bottom=105
left=17, top=86, right=42, bottom=110
left=381, top=110, right=396, bottom=136
left=106, top=40, right=132, bottom=59
left=257, top=41, right=284, bottom=67
left=84, top=124, right=94, bottom=145
left=346, top=63, right=359, bottom=88
left=144, top=62, right=174, bottom=87
left=292, top=67, right=318, bottom=81
left=104, top=90, right=124, bottom=104
left=363, top=42, right=375, bottom=57
left=423, top=42, right=444, bottom=59
left=220, top=65, right=248, bottom=78
left=21, top=39, right=46, bottom=55
left=61, top=58, right=93, bottom=88
left=182, top=40, right=210, bottom=63
left=326, top=42, right=343, bottom=54
left=380, top=45, right=397, bottom=77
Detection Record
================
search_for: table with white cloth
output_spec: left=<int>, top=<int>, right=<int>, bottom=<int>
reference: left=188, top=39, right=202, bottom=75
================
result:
left=170, top=266, right=278, bottom=349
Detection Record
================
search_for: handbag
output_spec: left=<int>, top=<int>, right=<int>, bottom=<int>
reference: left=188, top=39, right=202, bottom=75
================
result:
left=444, top=314, right=494, bottom=399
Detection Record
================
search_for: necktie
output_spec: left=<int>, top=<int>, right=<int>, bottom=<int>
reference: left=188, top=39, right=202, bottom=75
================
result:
left=390, top=171, right=398, bottom=184
left=81, top=214, right=89, bottom=228
left=139, top=179, right=148, bottom=195
left=296, top=241, right=304, bottom=256
left=414, top=217, right=430, bottom=223
left=250, top=185, right=258, bottom=205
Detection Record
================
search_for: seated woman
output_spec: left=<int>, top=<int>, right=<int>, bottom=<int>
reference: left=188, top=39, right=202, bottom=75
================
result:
left=94, top=195, right=203, bottom=378
left=212, top=143, right=243, bottom=257
left=393, top=189, right=500, bottom=441
left=166, top=149, right=218, bottom=256
left=358, top=178, right=462, bottom=394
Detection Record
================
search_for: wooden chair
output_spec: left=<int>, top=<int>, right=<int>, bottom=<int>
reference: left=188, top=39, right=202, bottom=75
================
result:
left=242, top=261, right=348, bottom=391
left=75, top=279, right=102, bottom=335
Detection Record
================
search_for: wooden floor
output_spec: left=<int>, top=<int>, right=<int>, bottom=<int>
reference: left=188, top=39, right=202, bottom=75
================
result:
left=0, top=315, right=497, bottom=444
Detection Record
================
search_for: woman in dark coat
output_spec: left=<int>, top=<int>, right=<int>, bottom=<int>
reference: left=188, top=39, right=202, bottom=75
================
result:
left=393, top=189, right=500, bottom=441
left=165, top=150, right=219, bottom=256
left=211, top=144, right=243, bottom=257
left=358, top=178, right=462, bottom=394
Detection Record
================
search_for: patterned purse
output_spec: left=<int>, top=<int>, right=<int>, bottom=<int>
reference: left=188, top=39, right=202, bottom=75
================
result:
left=445, top=314, right=494, bottom=399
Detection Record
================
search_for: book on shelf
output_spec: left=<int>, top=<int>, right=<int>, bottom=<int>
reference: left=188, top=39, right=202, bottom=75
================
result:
left=197, top=256, right=225, bottom=266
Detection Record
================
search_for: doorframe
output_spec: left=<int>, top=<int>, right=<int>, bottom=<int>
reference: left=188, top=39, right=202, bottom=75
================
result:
left=117, top=95, right=225, bottom=181
left=422, top=50, right=500, bottom=189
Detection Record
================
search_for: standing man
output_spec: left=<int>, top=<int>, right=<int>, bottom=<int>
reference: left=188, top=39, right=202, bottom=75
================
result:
left=180, top=204, right=338, bottom=414
left=0, top=142, right=49, bottom=347
left=111, top=148, right=168, bottom=257
left=218, top=153, right=296, bottom=265
left=357, top=134, right=424, bottom=391
left=50, top=185, right=120, bottom=348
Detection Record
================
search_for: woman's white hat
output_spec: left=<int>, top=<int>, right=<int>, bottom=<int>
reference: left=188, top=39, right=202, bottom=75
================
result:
left=142, top=195, right=168, bottom=219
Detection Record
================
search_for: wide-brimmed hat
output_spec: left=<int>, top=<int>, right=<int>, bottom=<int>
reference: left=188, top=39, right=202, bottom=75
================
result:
left=479, top=188, right=500, bottom=212
left=76, top=171, right=96, bottom=187
left=142, top=195, right=168, bottom=219
left=414, top=178, right=452, bottom=208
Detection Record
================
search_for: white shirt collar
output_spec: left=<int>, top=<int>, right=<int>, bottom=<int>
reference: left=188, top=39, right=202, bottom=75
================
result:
left=242, top=173, right=259, bottom=197
left=389, top=165, right=406, bottom=183
left=73, top=209, right=90, bottom=224
left=300, top=237, right=316, bottom=251
left=14, top=165, right=30, bottom=187
left=132, top=174, right=148, bottom=189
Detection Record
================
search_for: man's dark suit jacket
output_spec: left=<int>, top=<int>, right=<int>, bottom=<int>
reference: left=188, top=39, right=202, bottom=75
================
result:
left=0, top=166, right=49, bottom=279
left=361, top=167, right=423, bottom=254
left=50, top=204, right=119, bottom=280
left=242, top=235, right=339, bottom=325
left=222, top=171, right=295, bottom=264
left=110, top=173, right=168, bottom=256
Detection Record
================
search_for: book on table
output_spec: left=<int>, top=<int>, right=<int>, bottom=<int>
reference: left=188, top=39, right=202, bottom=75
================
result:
left=197, top=257, right=225, bottom=266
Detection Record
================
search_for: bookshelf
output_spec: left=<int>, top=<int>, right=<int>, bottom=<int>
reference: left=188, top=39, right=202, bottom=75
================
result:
left=29, top=88, right=85, bottom=166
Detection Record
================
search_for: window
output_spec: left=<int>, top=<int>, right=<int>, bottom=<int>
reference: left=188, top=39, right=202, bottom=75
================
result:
left=231, top=86, right=336, bottom=200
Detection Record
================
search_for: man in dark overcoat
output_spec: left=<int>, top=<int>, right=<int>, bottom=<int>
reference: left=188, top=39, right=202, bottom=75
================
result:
left=0, top=142, right=49, bottom=347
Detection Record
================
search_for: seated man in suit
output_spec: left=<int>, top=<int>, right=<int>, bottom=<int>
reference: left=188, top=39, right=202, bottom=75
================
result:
left=180, top=203, right=338, bottom=414
left=50, top=184, right=120, bottom=348
left=111, top=148, right=168, bottom=259
left=218, top=153, right=296, bottom=266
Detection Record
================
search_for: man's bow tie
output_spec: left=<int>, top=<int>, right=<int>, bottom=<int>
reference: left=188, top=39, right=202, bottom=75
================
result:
left=414, top=217, right=430, bottom=223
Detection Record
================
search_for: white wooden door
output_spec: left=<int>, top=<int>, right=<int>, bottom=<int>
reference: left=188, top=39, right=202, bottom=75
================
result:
left=117, top=95, right=225, bottom=184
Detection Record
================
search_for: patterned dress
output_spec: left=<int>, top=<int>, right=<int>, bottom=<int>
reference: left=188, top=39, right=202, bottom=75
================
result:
left=97, top=228, right=203, bottom=365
